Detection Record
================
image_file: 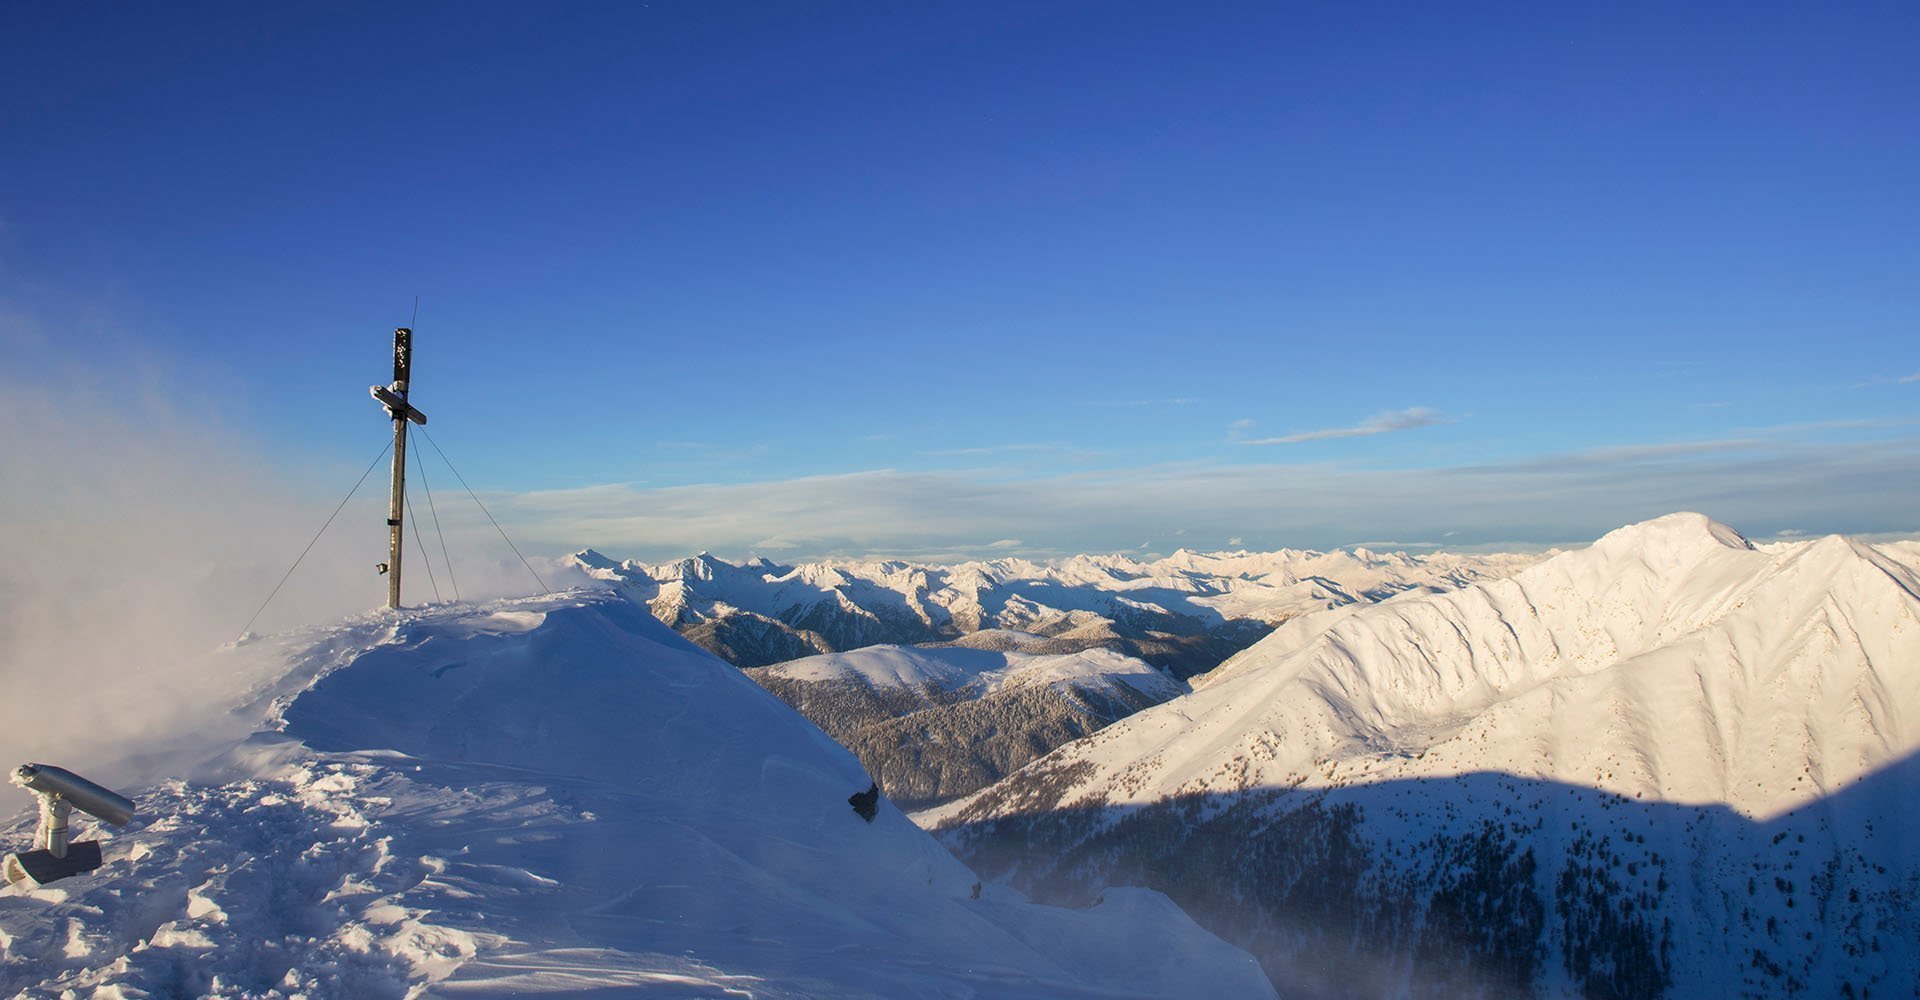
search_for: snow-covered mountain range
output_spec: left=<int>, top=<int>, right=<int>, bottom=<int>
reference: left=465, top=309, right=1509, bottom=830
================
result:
left=928, top=514, right=1920, bottom=996
left=748, top=643, right=1186, bottom=810
left=564, top=546, right=1543, bottom=675
left=0, top=593, right=1272, bottom=997
left=571, top=545, right=1542, bottom=816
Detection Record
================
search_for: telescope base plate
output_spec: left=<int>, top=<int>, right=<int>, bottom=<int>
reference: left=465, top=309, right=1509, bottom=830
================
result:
left=6, top=840, right=102, bottom=885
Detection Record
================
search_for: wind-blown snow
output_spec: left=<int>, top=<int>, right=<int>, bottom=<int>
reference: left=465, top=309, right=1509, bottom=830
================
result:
left=0, top=593, right=1271, bottom=998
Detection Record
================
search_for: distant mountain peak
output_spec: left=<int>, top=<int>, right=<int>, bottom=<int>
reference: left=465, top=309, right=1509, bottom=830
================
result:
left=566, top=548, right=619, bottom=570
left=1591, top=511, right=1755, bottom=553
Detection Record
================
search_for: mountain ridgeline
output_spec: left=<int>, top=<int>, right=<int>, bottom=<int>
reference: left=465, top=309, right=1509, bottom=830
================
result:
left=925, top=515, right=1920, bottom=996
left=566, top=545, right=1543, bottom=812
left=564, top=545, right=1544, bottom=675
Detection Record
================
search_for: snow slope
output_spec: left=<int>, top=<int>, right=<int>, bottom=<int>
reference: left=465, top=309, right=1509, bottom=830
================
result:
left=931, top=514, right=1920, bottom=995
left=932, top=513, right=1920, bottom=819
left=0, top=592, right=1272, bottom=998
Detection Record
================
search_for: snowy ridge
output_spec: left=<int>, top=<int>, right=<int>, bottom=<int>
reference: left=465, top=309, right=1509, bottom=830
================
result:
left=934, top=513, right=1920, bottom=819
left=0, top=592, right=1272, bottom=998
left=760, top=644, right=1183, bottom=702
left=747, top=645, right=1186, bottom=810
left=932, top=514, right=1920, bottom=995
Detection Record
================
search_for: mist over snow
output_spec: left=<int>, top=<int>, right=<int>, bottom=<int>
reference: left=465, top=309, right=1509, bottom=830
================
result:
left=0, top=358, right=570, bottom=784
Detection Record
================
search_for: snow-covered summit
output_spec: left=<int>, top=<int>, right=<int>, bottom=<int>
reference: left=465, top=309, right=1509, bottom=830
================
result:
left=0, top=591, right=1271, bottom=997
left=930, top=514, right=1920, bottom=994
left=935, top=512, right=1920, bottom=821
left=1589, top=509, right=1755, bottom=553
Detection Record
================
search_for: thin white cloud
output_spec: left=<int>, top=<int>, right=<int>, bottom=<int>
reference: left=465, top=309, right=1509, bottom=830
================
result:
left=1740, top=418, right=1905, bottom=434
left=1901, top=372, right=1920, bottom=384
left=1239, top=407, right=1452, bottom=445
left=1086, top=397, right=1198, bottom=408
left=987, top=538, right=1024, bottom=549
left=925, top=442, right=1065, bottom=457
left=922, top=442, right=1108, bottom=463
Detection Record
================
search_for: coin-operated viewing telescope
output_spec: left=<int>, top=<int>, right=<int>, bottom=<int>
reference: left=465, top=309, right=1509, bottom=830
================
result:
left=3, top=764, right=136, bottom=886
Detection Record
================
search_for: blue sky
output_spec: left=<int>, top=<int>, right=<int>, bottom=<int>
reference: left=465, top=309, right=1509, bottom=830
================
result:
left=3, top=1, right=1916, bottom=562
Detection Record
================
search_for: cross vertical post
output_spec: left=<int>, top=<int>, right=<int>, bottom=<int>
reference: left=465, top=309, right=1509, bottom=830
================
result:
left=371, top=327, right=427, bottom=610
left=386, top=327, right=411, bottom=609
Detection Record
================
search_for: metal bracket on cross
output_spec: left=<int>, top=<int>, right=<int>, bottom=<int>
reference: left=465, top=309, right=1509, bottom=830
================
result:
left=369, top=384, right=428, bottom=425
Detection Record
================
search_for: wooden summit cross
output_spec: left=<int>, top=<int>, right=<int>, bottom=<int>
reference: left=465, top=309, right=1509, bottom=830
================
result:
left=370, top=327, right=428, bottom=610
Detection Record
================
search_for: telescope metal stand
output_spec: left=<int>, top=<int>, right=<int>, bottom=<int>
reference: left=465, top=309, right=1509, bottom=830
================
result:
left=3, top=791, right=101, bottom=886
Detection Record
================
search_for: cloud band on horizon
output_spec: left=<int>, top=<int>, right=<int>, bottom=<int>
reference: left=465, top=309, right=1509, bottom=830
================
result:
left=478, top=434, right=1920, bottom=563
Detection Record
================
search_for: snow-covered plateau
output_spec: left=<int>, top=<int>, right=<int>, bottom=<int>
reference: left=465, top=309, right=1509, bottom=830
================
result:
left=928, top=514, right=1920, bottom=996
left=0, top=593, right=1273, bottom=998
